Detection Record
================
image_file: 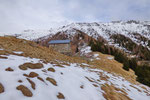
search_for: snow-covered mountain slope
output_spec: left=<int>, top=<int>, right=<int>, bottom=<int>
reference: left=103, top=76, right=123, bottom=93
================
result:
left=0, top=49, right=150, bottom=100
left=17, top=29, right=57, bottom=40
left=16, top=20, right=150, bottom=51
left=17, top=20, right=150, bottom=40
left=53, top=21, right=150, bottom=49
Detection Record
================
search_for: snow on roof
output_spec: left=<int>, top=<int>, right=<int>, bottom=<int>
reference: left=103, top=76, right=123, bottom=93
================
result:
left=48, top=40, right=70, bottom=44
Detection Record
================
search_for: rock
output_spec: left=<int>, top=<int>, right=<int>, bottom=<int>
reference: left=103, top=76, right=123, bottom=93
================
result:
left=16, top=85, right=33, bottom=97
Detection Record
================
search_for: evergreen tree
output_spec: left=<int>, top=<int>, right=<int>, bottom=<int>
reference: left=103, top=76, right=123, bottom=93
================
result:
left=129, top=58, right=137, bottom=71
left=123, top=60, right=130, bottom=71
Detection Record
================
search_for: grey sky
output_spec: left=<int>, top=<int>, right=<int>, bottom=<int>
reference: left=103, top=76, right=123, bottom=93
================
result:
left=0, top=0, right=150, bottom=33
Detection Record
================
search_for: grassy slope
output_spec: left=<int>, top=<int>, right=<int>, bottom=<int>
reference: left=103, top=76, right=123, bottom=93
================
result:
left=0, top=36, right=137, bottom=84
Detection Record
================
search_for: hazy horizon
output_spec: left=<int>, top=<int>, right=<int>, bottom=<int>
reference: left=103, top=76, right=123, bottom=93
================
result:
left=0, top=0, right=150, bottom=33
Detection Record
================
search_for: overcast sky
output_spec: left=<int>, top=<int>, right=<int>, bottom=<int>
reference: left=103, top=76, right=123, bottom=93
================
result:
left=0, top=0, right=150, bottom=33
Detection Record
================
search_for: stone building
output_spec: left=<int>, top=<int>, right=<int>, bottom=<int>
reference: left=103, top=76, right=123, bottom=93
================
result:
left=48, top=40, right=71, bottom=55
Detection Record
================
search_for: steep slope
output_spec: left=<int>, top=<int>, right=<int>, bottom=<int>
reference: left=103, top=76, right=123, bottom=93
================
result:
left=0, top=36, right=150, bottom=100
left=13, top=20, right=150, bottom=58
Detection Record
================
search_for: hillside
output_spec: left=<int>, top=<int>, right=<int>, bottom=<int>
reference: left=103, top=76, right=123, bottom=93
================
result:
left=9, top=20, right=149, bottom=60
left=17, top=20, right=150, bottom=48
left=1, top=20, right=150, bottom=57
left=0, top=36, right=150, bottom=100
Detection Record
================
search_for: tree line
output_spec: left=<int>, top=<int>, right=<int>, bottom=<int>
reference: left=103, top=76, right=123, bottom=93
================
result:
left=89, top=40, right=150, bottom=87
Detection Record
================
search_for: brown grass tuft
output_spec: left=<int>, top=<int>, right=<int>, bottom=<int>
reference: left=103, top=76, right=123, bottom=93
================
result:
left=80, top=85, right=84, bottom=89
left=29, top=72, right=39, bottom=78
left=85, top=77, right=95, bottom=82
left=19, top=63, right=43, bottom=70
left=26, top=78, right=36, bottom=90
left=18, top=80, right=23, bottom=83
left=93, top=84, right=99, bottom=87
left=101, top=84, right=132, bottom=100
left=0, top=56, right=8, bottom=59
left=23, top=72, right=38, bottom=78
left=100, top=74, right=109, bottom=81
left=23, top=74, right=29, bottom=77
left=47, top=68, right=55, bottom=72
left=19, top=65, right=28, bottom=70
left=5, top=67, right=14, bottom=71
left=46, top=77, right=57, bottom=86
left=0, top=83, right=4, bottom=93
left=57, top=92, right=65, bottom=99
left=37, top=77, right=45, bottom=83
left=129, top=85, right=142, bottom=92
left=54, top=64, right=64, bottom=68
left=28, top=63, right=43, bottom=69
left=16, top=85, right=33, bottom=97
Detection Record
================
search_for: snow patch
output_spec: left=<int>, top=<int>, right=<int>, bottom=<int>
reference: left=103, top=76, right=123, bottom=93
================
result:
left=107, top=56, right=114, bottom=60
left=13, top=51, right=24, bottom=54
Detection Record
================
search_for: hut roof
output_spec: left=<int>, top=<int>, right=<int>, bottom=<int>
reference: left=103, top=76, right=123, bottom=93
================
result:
left=48, top=40, right=70, bottom=44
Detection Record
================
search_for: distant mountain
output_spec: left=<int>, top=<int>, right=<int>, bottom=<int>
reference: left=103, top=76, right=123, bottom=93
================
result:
left=17, top=20, right=150, bottom=47
left=15, top=20, right=150, bottom=60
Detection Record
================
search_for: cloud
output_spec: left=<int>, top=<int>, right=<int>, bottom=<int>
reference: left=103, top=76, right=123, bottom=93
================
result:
left=0, top=0, right=150, bottom=33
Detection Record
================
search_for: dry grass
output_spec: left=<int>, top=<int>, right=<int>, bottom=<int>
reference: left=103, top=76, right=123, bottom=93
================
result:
left=57, top=92, right=65, bottom=99
left=129, top=85, right=142, bottom=92
left=0, top=55, right=8, bottom=59
left=0, top=36, right=138, bottom=84
left=0, top=83, right=4, bottom=93
left=0, top=36, right=86, bottom=64
left=28, top=72, right=39, bottom=78
left=19, top=63, right=43, bottom=70
left=26, top=78, right=36, bottom=90
left=5, top=67, right=14, bottom=71
left=46, top=77, right=57, bottom=86
left=37, top=77, right=45, bottom=83
left=88, top=52, right=137, bottom=84
left=18, top=80, right=23, bottom=83
left=93, top=84, right=99, bottom=87
left=80, top=85, right=84, bottom=89
left=23, top=72, right=39, bottom=78
left=16, top=85, right=33, bottom=97
left=47, top=68, right=55, bottom=72
left=101, top=83, right=132, bottom=100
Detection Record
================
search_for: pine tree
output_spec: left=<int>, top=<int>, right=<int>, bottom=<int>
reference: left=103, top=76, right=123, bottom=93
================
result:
left=129, top=58, right=137, bottom=71
left=123, top=60, right=130, bottom=71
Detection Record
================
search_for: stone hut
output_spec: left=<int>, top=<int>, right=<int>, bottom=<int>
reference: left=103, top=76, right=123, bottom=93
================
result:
left=48, top=40, right=71, bottom=55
